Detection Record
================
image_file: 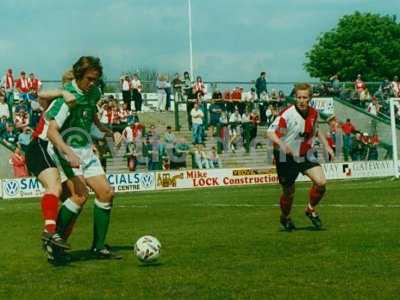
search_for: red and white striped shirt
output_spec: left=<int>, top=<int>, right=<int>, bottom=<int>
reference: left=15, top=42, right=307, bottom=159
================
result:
left=16, top=77, right=29, bottom=93
left=268, top=105, right=319, bottom=157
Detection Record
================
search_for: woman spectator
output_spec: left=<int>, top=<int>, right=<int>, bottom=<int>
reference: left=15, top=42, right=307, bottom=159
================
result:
left=131, top=73, right=143, bottom=112
left=9, top=144, right=28, bottom=178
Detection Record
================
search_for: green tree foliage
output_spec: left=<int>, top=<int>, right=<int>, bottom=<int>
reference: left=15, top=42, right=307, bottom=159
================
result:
left=305, top=12, right=400, bottom=81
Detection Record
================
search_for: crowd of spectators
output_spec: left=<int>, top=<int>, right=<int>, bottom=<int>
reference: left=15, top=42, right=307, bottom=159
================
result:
left=1, top=67, right=397, bottom=177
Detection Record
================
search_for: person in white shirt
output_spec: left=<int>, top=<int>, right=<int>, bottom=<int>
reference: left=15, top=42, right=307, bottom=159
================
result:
left=367, top=97, right=380, bottom=116
left=190, top=102, right=204, bottom=144
left=121, top=75, right=132, bottom=110
left=156, top=74, right=167, bottom=112
left=0, top=92, right=10, bottom=119
left=229, top=108, right=242, bottom=152
left=267, top=83, right=334, bottom=231
left=131, top=74, right=142, bottom=112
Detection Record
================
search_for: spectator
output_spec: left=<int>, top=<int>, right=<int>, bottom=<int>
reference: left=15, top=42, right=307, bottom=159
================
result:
left=391, top=76, right=400, bottom=97
left=119, top=103, right=130, bottom=126
left=156, top=74, right=167, bottom=112
left=255, top=71, right=267, bottom=99
left=1, top=69, right=14, bottom=119
left=170, top=138, right=190, bottom=170
left=245, top=87, right=257, bottom=112
left=193, top=144, right=209, bottom=169
left=191, top=102, right=204, bottom=145
left=351, top=131, right=364, bottom=161
left=0, top=116, right=8, bottom=135
left=207, top=146, right=222, bottom=168
left=354, top=74, right=366, bottom=95
left=265, top=104, right=276, bottom=127
left=241, top=110, right=251, bottom=153
left=121, top=74, right=132, bottom=110
left=368, top=134, right=379, bottom=160
left=0, top=92, right=10, bottom=119
left=359, top=87, right=371, bottom=107
left=131, top=73, right=143, bottom=112
left=208, top=99, right=223, bottom=137
left=18, top=127, right=32, bottom=153
left=325, top=132, right=335, bottom=161
left=329, top=74, right=341, bottom=96
left=164, top=77, right=172, bottom=112
left=183, top=71, right=194, bottom=130
left=192, top=76, right=206, bottom=101
left=28, top=73, right=42, bottom=101
left=341, top=118, right=356, bottom=161
left=360, top=133, right=370, bottom=160
left=9, top=144, right=28, bottom=178
left=367, top=97, right=381, bottom=134
left=229, top=108, right=242, bottom=152
left=15, top=71, right=30, bottom=111
left=122, top=120, right=144, bottom=171
left=218, top=111, right=229, bottom=153
left=172, top=73, right=183, bottom=103
left=2, top=123, right=18, bottom=147
left=249, top=109, right=260, bottom=147
left=164, top=125, right=176, bottom=144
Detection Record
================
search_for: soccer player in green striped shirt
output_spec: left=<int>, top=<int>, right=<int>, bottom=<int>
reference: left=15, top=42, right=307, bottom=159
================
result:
left=46, top=56, right=121, bottom=259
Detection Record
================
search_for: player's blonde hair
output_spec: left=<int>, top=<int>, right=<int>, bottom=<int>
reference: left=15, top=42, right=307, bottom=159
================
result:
left=294, top=83, right=311, bottom=96
left=62, top=69, right=74, bottom=86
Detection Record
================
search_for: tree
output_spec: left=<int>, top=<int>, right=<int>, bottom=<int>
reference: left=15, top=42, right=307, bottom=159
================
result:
left=304, top=12, right=400, bottom=81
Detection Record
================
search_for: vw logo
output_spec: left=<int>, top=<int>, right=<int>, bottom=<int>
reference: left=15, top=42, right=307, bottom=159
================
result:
left=4, top=180, right=20, bottom=197
left=141, top=174, right=154, bottom=188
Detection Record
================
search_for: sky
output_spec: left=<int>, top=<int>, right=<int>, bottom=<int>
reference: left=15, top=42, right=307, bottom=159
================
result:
left=0, top=0, right=399, bottom=83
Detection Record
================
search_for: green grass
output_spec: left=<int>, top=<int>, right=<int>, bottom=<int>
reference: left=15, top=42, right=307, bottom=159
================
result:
left=0, top=179, right=399, bottom=299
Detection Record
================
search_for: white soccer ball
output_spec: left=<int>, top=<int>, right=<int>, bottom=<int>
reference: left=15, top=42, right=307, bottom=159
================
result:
left=134, top=235, right=161, bottom=262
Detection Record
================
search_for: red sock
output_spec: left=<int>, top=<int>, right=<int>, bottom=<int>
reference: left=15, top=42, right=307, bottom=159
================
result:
left=280, top=194, right=293, bottom=217
left=309, top=185, right=326, bottom=208
left=41, top=193, right=59, bottom=234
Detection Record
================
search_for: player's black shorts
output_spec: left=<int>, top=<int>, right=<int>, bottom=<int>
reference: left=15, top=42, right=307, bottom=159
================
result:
left=273, top=150, right=320, bottom=186
left=26, top=138, right=57, bottom=177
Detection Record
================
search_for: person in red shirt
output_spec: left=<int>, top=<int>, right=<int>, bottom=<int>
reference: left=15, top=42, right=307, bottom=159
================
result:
left=28, top=73, right=42, bottom=100
left=9, top=144, right=29, bottom=178
left=15, top=71, right=31, bottom=114
left=267, top=83, right=334, bottom=231
left=341, top=118, right=356, bottom=161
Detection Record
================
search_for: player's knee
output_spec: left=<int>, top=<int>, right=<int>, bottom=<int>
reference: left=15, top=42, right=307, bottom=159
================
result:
left=315, top=179, right=327, bottom=188
left=98, top=187, right=114, bottom=202
left=46, top=185, right=62, bottom=198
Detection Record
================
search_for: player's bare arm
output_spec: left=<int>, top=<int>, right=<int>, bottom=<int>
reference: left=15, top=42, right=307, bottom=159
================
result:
left=266, top=131, right=294, bottom=155
left=38, top=90, right=76, bottom=110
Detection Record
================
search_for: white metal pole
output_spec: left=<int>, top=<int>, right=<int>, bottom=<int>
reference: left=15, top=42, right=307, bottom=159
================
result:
left=389, top=98, right=399, bottom=178
left=188, top=0, right=194, bottom=80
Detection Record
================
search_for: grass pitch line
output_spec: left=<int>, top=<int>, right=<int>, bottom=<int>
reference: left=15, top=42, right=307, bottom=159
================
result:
left=189, top=203, right=400, bottom=208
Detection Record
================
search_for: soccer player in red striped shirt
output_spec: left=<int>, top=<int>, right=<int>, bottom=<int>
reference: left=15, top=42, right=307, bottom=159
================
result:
left=267, top=83, right=334, bottom=231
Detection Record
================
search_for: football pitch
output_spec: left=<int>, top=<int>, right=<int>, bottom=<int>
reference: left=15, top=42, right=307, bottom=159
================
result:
left=0, top=179, right=399, bottom=299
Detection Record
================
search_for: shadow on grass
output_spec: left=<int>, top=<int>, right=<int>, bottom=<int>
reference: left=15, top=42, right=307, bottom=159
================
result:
left=279, top=226, right=327, bottom=232
left=68, top=245, right=133, bottom=262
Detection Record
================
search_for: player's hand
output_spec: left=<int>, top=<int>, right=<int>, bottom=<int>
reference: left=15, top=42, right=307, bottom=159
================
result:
left=66, top=151, right=81, bottom=168
left=62, top=91, right=76, bottom=107
left=280, top=142, right=294, bottom=155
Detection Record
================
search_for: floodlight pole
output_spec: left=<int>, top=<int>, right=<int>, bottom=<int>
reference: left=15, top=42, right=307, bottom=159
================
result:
left=188, top=0, right=194, bottom=79
left=389, top=98, right=399, bottom=178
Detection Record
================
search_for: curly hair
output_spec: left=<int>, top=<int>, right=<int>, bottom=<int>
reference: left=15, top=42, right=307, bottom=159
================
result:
left=72, top=56, right=103, bottom=80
